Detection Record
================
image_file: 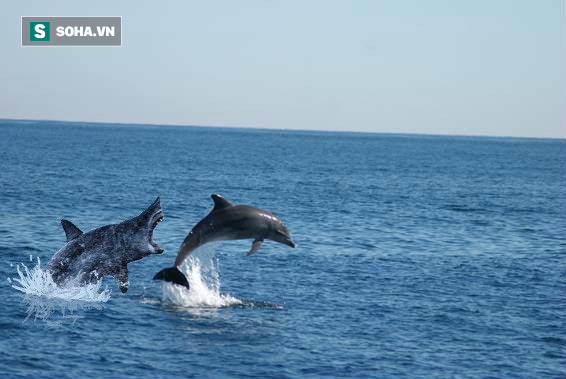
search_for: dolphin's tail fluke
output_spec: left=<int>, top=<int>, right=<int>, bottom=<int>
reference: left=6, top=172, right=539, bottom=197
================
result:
left=153, top=267, right=190, bottom=289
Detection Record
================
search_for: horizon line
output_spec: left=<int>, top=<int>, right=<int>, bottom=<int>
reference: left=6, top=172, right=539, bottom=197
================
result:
left=1, top=117, right=564, bottom=141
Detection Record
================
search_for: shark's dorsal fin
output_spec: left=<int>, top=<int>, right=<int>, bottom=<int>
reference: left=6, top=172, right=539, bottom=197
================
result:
left=61, top=219, right=83, bottom=241
left=211, top=194, right=233, bottom=211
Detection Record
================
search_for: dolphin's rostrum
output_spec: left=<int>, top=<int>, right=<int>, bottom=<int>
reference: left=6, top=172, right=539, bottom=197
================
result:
left=47, top=197, right=165, bottom=293
left=154, top=194, right=295, bottom=289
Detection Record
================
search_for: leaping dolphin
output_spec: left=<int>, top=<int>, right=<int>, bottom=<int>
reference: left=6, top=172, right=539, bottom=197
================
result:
left=46, top=197, right=165, bottom=293
left=153, top=194, right=295, bottom=289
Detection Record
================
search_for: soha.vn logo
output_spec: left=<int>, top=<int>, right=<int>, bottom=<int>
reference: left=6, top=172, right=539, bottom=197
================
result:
left=29, top=22, right=115, bottom=41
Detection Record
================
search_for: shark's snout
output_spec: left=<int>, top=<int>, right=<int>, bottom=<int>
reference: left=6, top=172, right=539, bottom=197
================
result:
left=147, top=198, right=164, bottom=254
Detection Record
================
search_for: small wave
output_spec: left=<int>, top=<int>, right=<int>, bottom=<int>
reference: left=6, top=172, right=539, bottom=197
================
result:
left=9, top=257, right=111, bottom=303
left=236, top=299, right=284, bottom=310
left=443, top=204, right=486, bottom=213
left=160, top=251, right=241, bottom=309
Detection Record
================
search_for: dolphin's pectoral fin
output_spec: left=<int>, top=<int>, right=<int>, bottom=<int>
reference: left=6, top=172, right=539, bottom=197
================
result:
left=246, top=239, right=264, bottom=256
left=116, top=265, right=129, bottom=293
left=211, top=194, right=233, bottom=211
left=61, top=219, right=83, bottom=241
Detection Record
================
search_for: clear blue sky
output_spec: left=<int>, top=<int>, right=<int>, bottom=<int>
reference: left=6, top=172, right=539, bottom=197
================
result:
left=1, top=1, right=564, bottom=138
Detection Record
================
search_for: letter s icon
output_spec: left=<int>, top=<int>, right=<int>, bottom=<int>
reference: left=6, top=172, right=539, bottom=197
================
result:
left=34, top=24, right=45, bottom=39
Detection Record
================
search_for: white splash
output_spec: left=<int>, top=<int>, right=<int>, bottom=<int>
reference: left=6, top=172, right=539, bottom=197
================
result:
left=10, top=257, right=111, bottom=303
left=160, top=251, right=241, bottom=308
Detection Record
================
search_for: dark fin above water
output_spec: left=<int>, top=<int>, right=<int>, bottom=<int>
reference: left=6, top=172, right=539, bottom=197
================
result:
left=61, top=219, right=83, bottom=241
left=211, top=194, right=233, bottom=211
left=153, top=267, right=190, bottom=289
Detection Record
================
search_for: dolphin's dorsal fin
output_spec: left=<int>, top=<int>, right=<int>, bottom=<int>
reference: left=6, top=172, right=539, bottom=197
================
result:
left=211, top=194, right=233, bottom=211
left=61, top=219, right=83, bottom=241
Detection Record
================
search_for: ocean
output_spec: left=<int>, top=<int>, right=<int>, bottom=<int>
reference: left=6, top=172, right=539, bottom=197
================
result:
left=0, top=119, right=564, bottom=378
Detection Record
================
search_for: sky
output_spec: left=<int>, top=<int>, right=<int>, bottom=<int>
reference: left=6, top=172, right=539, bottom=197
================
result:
left=1, top=1, right=564, bottom=138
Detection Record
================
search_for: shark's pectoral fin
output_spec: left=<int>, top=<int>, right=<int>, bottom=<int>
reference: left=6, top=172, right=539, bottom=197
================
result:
left=246, top=239, right=264, bottom=256
left=116, top=265, right=129, bottom=293
left=61, top=219, right=83, bottom=241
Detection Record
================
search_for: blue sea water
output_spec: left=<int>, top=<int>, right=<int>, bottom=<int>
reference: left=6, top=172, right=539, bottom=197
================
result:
left=0, top=119, right=564, bottom=378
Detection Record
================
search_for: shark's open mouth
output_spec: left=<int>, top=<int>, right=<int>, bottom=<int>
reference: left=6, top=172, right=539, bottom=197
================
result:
left=148, top=210, right=164, bottom=253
